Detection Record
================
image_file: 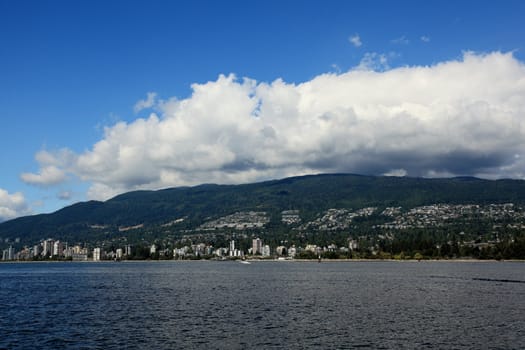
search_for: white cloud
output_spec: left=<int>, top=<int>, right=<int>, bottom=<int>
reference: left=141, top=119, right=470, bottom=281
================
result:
left=391, top=35, right=409, bottom=45
left=20, top=166, right=67, bottom=186
left=24, top=51, right=525, bottom=200
left=420, top=35, right=430, bottom=43
left=20, top=149, right=74, bottom=186
left=356, top=52, right=390, bottom=71
left=134, top=92, right=158, bottom=113
left=383, top=169, right=407, bottom=177
left=0, top=189, right=31, bottom=222
left=349, top=34, right=362, bottom=47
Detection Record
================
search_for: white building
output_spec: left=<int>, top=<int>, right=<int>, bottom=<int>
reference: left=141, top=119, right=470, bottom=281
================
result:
left=93, top=247, right=101, bottom=261
left=174, top=246, right=189, bottom=257
left=53, top=241, right=64, bottom=257
left=229, top=240, right=235, bottom=256
left=252, top=238, right=262, bottom=255
left=33, top=244, right=41, bottom=257
left=288, top=246, right=297, bottom=258
left=2, top=246, right=15, bottom=260
left=42, top=239, right=54, bottom=257
left=276, top=246, right=287, bottom=256
left=349, top=239, right=359, bottom=250
left=262, top=245, right=271, bottom=257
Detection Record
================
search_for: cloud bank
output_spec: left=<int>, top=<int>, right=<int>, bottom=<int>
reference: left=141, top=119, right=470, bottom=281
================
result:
left=0, top=189, right=30, bottom=222
left=22, top=51, right=525, bottom=200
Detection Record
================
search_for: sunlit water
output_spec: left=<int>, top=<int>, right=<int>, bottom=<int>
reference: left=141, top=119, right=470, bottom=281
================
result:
left=1, top=260, right=524, bottom=349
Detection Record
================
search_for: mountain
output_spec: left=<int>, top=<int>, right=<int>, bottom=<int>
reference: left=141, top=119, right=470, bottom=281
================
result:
left=2, top=173, right=525, bottom=247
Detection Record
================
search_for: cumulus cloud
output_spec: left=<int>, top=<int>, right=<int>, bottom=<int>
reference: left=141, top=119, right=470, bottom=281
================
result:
left=20, top=166, right=67, bottom=186
left=134, top=92, right=158, bottom=113
left=348, top=34, right=362, bottom=47
left=24, top=51, right=525, bottom=200
left=20, top=149, right=72, bottom=186
left=0, top=189, right=30, bottom=222
left=420, top=35, right=430, bottom=43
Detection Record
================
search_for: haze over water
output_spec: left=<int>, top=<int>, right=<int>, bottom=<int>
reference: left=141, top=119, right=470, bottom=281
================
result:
left=1, top=261, right=523, bottom=349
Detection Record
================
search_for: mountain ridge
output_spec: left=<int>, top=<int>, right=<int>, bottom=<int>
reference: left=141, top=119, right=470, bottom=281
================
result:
left=2, top=173, right=525, bottom=247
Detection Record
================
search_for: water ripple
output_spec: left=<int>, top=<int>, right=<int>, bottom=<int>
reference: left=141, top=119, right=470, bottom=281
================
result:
left=0, top=261, right=524, bottom=349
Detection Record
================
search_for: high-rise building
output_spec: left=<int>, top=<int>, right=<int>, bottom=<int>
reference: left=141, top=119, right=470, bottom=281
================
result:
left=42, top=239, right=54, bottom=257
left=53, top=241, right=64, bottom=257
left=93, top=247, right=101, bottom=261
left=252, top=238, right=262, bottom=255
left=7, top=246, right=15, bottom=260
left=229, top=240, right=235, bottom=256
left=33, top=244, right=42, bottom=257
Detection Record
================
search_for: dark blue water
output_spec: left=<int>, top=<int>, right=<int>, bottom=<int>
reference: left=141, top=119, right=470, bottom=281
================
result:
left=1, top=261, right=524, bottom=349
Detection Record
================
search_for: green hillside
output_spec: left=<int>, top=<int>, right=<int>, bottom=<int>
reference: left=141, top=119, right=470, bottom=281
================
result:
left=1, top=173, right=525, bottom=247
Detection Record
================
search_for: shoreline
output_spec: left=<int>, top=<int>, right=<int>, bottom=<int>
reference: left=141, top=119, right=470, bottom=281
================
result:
left=1, top=258, right=524, bottom=264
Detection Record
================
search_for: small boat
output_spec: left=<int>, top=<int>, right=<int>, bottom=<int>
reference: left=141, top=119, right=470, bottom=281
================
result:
left=239, top=260, right=251, bottom=265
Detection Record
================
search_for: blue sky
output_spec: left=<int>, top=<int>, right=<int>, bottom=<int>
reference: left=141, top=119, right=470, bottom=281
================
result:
left=1, top=0, right=525, bottom=221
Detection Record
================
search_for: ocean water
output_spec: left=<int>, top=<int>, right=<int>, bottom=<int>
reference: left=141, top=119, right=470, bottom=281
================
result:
left=0, top=260, right=524, bottom=349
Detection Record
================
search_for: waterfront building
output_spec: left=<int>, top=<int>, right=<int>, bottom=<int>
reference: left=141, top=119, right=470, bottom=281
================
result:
left=276, top=246, right=287, bottom=256
left=72, top=252, right=88, bottom=261
left=7, top=246, right=15, bottom=260
left=174, top=246, right=189, bottom=258
left=305, top=244, right=317, bottom=253
left=1, top=246, right=16, bottom=260
left=192, top=243, right=206, bottom=256
left=42, top=239, right=54, bottom=257
left=288, top=245, right=297, bottom=258
left=72, top=245, right=83, bottom=254
left=33, top=244, right=42, bottom=257
left=234, top=249, right=244, bottom=257
left=150, top=244, right=156, bottom=255
left=252, top=238, right=262, bottom=255
left=229, top=240, right=235, bottom=256
left=53, top=241, right=64, bottom=257
left=93, top=247, right=101, bottom=261
left=116, top=248, right=123, bottom=259
left=262, top=245, right=271, bottom=257
left=216, top=247, right=231, bottom=257
left=18, top=247, right=31, bottom=260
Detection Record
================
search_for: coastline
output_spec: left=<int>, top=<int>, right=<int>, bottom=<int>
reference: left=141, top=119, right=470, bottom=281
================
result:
left=1, top=258, right=524, bottom=264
